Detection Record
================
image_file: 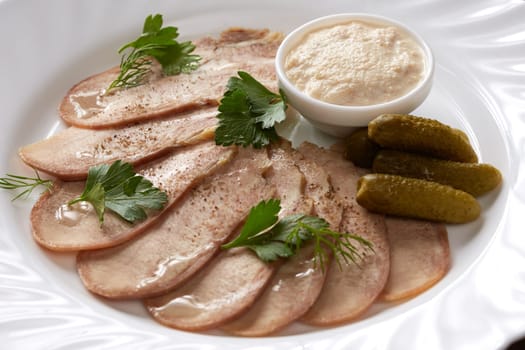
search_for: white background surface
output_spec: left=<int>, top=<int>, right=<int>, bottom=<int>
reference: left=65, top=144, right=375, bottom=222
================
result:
left=1, top=0, right=524, bottom=349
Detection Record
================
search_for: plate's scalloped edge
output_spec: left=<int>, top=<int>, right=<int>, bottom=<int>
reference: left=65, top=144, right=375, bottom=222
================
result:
left=1, top=0, right=525, bottom=349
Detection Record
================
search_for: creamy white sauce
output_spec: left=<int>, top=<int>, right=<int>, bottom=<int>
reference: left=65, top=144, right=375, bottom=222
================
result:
left=285, top=20, right=426, bottom=106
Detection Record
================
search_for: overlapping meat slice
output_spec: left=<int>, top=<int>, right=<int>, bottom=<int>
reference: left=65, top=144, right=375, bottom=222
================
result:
left=332, top=140, right=450, bottom=302
left=77, top=148, right=275, bottom=299
left=380, top=217, right=450, bottom=301
left=19, top=106, right=217, bottom=180
left=298, top=143, right=390, bottom=326
left=144, top=141, right=309, bottom=331
left=291, top=145, right=343, bottom=232
left=30, top=141, right=235, bottom=251
left=144, top=247, right=277, bottom=332
left=222, top=142, right=342, bottom=336
left=60, top=29, right=282, bottom=129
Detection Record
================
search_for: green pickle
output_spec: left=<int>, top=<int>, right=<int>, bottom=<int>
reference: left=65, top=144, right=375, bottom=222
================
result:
left=368, top=114, right=478, bottom=163
left=343, top=128, right=380, bottom=168
left=373, top=150, right=502, bottom=197
left=356, top=174, right=480, bottom=224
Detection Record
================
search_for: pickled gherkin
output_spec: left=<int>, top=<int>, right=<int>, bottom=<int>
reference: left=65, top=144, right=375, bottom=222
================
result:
left=343, top=128, right=380, bottom=168
left=368, top=114, right=478, bottom=163
left=356, top=174, right=480, bottom=224
left=373, top=150, right=502, bottom=197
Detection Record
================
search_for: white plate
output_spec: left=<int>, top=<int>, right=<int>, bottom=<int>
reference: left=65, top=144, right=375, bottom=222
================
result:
left=1, top=0, right=524, bottom=349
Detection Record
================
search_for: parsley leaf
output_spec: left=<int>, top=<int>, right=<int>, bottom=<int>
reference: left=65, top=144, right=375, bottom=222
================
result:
left=107, top=14, right=201, bottom=93
left=222, top=199, right=281, bottom=248
left=222, top=199, right=373, bottom=271
left=215, top=71, right=287, bottom=148
left=68, top=160, right=168, bottom=224
left=247, top=241, right=294, bottom=262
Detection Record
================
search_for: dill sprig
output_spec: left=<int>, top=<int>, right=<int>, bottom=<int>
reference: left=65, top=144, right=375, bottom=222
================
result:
left=222, top=199, right=373, bottom=272
left=107, top=45, right=155, bottom=92
left=106, top=14, right=201, bottom=93
left=308, top=225, right=374, bottom=272
left=0, top=171, right=53, bottom=201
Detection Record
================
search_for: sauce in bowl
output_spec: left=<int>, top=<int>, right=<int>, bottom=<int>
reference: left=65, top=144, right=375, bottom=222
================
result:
left=284, top=21, right=426, bottom=106
left=275, top=14, right=434, bottom=137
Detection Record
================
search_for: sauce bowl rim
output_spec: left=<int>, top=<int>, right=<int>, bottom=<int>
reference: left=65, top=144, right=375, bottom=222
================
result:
left=275, top=12, right=435, bottom=128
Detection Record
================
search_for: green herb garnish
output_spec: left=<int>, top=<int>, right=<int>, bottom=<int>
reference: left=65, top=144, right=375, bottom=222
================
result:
left=107, top=14, right=201, bottom=93
left=0, top=171, right=52, bottom=201
left=215, top=71, right=287, bottom=148
left=68, top=160, right=168, bottom=224
left=222, top=199, right=373, bottom=271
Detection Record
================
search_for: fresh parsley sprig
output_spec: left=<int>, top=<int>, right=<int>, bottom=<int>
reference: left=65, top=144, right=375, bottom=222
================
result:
left=0, top=171, right=52, bottom=201
left=107, top=14, right=201, bottom=93
left=215, top=71, right=287, bottom=148
left=68, top=160, right=168, bottom=224
left=222, top=199, right=373, bottom=271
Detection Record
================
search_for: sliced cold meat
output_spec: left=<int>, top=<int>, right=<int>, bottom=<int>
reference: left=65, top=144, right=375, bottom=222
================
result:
left=145, top=247, right=277, bottom=331
left=31, top=141, right=236, bottom=251
left=222, top=141, right=342, bottom=336
left=222, top=242, right=321, bottom=336
left=19, top=106, right=217, bottom=180
left=298, top=143, right=390, bottom=326
left=333, top=139, right=450, bottom=302
left=77, top=148, right=275, bottom=299
left=381, top=217, right=450, bottom=301
left=291, top=143, right=343, bottom=233
left=60, top=29, right=282, bottom=129
left=144, top=142, right=309, bottom=331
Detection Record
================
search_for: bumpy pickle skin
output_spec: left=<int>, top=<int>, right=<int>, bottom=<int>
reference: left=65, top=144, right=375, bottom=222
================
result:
left=356, top=174, right=480, bottom=224
left=372, top=150, right=502, bottom=197
left=343, top=128, right=381, bottom=168
left=368, top=114, right=478, bottom=163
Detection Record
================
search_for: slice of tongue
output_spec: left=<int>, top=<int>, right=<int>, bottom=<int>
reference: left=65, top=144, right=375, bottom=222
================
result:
left=380, top=217, right=450, bottom=301
left=76, top=147, right=275, bottom=299
left=59, top=29, right=281, bottom=129
left=19, top=106, right=217, bottom=181
left=31, top=141, right=236, bottom=251
left=221, top=141, right=343, bottom=336
left=298, top=142, right=390, bottom=326
left=144, top=141, right=309, bottom=331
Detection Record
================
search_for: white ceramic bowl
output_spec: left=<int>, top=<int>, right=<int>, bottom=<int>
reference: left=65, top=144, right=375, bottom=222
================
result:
left=276, top=13, right=435, bottom=137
